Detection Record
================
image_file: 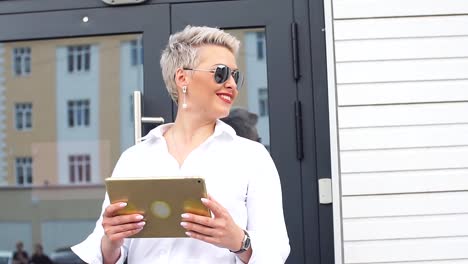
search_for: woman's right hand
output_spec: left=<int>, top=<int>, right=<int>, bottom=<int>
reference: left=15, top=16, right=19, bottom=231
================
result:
left=101, top=202, right=145, bottom=261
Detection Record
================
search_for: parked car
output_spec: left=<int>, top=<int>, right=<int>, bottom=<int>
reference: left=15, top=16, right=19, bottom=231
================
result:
left=49, top=247, right=85, bottom=264
left=0, top=251, right=13, bottom=264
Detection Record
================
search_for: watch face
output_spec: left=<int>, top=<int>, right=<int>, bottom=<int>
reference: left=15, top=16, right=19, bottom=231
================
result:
left=243, top=231, right=251, bottom=250
left=244, top=236, right=251, bottom=249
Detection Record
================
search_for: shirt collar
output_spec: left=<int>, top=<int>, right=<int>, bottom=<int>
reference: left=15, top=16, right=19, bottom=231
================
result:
left=140, top=119, right=236, bottom=142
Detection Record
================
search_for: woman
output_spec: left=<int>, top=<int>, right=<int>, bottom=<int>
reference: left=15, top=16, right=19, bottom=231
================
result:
left=72, top=25, right=290, bottom=264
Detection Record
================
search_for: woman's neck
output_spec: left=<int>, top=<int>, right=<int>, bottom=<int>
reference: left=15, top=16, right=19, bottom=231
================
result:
left=165, top=112, right=216, bottom=167
left=170, top=111, right=216, bottom=146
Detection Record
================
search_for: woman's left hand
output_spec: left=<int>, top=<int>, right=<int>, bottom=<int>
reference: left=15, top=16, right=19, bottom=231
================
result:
left=180, top=194, right=245, bottom=251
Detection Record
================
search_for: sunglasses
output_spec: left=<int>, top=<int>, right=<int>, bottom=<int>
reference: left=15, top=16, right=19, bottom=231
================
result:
left=184, top=64, right=244, bottom=88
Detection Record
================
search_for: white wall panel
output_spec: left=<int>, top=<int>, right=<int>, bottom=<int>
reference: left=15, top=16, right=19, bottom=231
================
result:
left=339, top=124, right=468, bottom=150
left=342, top=192, right=468, bottom=218
left=342, top=169, right=468, bottom=195
left=341, top=146, right=468, bottom=173
left=334, top=16, right=468, bottom=41
left=338, top=80, right=468, bottom=106
left=336, top=58, right=468, bottom=84
left=336, top=37, right=468, bottom=62
left=339, top=102, right=468, bottom=128
left=330, top=1, right=468, bottom=263
left=344, top=237, right=468, bottom=263
left=334, top=0, right=468, bottom=19
left=343, top=214, right=468, bottom=241
left=365, top=260, right=468, bottom=264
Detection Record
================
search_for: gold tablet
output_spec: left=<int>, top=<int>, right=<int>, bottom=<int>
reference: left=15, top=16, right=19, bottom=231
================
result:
left=105, top=177, right=210, bottom=238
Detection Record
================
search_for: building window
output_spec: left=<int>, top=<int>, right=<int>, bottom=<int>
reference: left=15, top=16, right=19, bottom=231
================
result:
left=256, top=32, right=265, bottom=60
left=13, top=47, right=31, bottom=76
left=67, top=99, right=90, bottom=127
left=258, top=88, right=268, bottom=117
left=15, top=103, right=32, bottom=130
left=130, top=39, right=143, bottom=66
left=67, top=45, right=91, bottom=73
left=16, top=157, right=33, bottom=185
left=68, top=155, right=91, bottom=184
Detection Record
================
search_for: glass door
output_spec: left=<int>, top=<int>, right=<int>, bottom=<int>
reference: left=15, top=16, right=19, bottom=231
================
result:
left=0, top=5, right=170, bottom=258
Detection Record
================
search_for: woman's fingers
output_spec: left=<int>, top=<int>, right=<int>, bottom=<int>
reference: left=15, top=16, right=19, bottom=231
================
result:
left=181, top=196, right=244, bottom=251
left=102, top=202, right=146, bottom=241
left=180, top=221, right=220, bottom=237
left=103, top=202, right=128, bottom=217
left=202, top=196, right=226, bottom=218
left=182, top=213, right=216, bottom=228
left=105, top=221, right=146, bottom=240
left=103, top=213, right=144, bottom=227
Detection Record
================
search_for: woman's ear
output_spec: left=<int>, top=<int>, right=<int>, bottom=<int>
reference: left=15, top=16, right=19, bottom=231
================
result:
left=174, top=68, right=189, bottom=88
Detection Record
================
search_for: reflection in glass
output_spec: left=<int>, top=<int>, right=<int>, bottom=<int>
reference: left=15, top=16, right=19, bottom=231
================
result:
left=0, top=34, right=143, bottom=254
left=227, top=29, right=270, bottom=149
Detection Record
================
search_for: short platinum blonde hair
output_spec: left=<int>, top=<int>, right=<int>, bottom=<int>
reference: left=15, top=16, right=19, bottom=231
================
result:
left=160, top=25, right=240, bottom=102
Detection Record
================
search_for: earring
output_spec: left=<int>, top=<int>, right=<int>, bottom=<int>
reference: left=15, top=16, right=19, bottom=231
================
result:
left=182, top=86, right=188, bottom=109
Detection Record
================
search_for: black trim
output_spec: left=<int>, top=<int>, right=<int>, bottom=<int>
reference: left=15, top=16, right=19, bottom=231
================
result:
left=291, top=22, right=300, bottom=81
left=295, top=100, right=304, bottom=160
left=0, top=0, right=231, bottom=15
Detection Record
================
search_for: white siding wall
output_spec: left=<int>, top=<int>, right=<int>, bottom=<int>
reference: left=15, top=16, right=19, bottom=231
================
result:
left=333, top=1, right=468, bottom=263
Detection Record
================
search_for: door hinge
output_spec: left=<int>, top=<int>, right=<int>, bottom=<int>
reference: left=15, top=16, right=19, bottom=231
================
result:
left=318, top=178, right=333, bottom=204
left=295, top=100, right=304, bottom=160
left=291, top=22, right=300, bottom=81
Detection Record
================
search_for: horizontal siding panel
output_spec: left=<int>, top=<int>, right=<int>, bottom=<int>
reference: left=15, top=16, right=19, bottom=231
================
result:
left=344, top=237, right=468, bottom=263
left=339, top=124, right=468, bottom=150
left=334, top=0, right=468, bottom=19
left=342, top=169, right=468, bottom=195
left=342, top=192, right=468, bottom=218
left=334, top=15, right=468, bottom=40
left=358, top=260, right=468, bottom=264
left=336, top=58, right=468, bottom=84
left=335, top=36, right=468, bottom=62
left=338, top=102, right=468, bottom=128
left=340, top=146, right=468, bottom=173
left=343, top=214, right=468, bottom=241
left=337, top=80, right=468, bottom=106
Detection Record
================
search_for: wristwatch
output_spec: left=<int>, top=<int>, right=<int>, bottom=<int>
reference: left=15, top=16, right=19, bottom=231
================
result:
left=230, top=230, right=251, bottom=254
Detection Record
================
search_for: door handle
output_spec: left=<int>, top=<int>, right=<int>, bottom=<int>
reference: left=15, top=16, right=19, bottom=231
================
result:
left=133, top=91, right=165, bottom=144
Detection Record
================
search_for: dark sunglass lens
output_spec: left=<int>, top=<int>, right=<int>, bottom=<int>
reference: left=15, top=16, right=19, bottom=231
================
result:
left=232, top=71, right=240, bottom=84
left=214, top=66, right=229, bottom=84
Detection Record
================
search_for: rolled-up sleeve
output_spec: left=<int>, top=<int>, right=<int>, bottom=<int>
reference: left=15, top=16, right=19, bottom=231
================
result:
left=240, top=146, right=290, bottom=263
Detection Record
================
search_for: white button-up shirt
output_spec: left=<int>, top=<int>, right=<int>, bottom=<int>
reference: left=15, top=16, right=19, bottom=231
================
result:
left=72, top=120, right=290, bottom=264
